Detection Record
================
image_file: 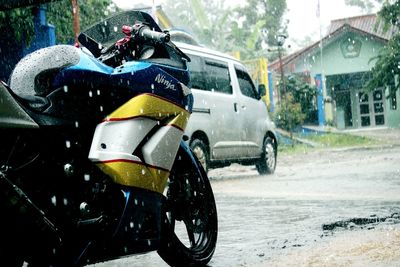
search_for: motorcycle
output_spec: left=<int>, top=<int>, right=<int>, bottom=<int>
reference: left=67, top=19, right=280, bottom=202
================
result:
left=0, top=10, right=217, bottom=267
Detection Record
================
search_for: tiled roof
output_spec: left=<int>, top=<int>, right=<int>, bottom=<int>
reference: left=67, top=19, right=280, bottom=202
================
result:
left=328, top=14, right=396, bottom=40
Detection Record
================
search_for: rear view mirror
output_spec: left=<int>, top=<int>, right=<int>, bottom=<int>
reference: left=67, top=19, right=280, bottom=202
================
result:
left=258, top=84, right=266, bottom=96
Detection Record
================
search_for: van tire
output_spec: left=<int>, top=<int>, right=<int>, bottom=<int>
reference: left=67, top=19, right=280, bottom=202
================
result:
left=256, top=137, right=276, bottom=175
left=190, top=139, right=209, bottom=172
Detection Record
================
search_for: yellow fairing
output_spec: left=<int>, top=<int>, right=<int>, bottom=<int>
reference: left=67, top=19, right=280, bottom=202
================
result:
left=106, top=93, right=189, bottom=130
left=96, top=160, right=170, bottom=193
left=94, top=93, right=190, bottom=193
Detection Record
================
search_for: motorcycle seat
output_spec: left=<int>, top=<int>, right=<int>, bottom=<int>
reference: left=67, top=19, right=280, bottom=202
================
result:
left=9, top=45, right=80, bottom=110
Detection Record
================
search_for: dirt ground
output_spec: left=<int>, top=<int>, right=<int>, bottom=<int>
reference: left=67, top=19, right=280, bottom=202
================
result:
left=259, top=224, right=400, bottom=267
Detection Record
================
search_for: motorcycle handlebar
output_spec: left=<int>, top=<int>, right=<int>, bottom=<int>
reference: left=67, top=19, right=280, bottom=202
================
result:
left=138, top=27, right=170, bottom=43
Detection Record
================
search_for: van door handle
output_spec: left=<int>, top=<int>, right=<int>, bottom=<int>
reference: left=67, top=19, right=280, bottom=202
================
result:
left=234, top=102, right=238, bottom=112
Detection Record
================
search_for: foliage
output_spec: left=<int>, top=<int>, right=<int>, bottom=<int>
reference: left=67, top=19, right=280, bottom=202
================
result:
left=0, top=7, right=34, bottom=43
left=344, top=0, right=384, bottom=13
left=163, top=0, right=288, bottom=60
left=46, top=0, right=116, bottom=44
left=278, top=132, right=377, bottom=155
left=366, top=0, right=400, bottom=93
left=0, top=0, right=115, bottom=46
left=285, top=75, right=318, bottom=123
left=163, top=0, right=234, bottom=51
left=235, top=0, right=288, bottom=59
left=274, top=93, right=305, bottom=132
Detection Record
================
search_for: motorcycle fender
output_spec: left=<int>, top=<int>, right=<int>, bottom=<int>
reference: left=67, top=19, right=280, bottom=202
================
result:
left=0, top=82, right=38, bottom=128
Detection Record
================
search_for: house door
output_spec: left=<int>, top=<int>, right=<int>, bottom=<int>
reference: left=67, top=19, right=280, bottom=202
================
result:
left=358, top=88, right=385, bottom=127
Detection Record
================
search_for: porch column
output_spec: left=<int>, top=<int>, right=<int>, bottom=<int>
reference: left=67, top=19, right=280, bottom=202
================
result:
left=315, top=74, right=326, bottom=126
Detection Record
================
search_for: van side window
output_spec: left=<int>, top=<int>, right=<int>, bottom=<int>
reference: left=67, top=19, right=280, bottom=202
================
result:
left=187, top=54, right=207, bottom=90
left=205, top=59, right=232, bottom=94
left=235, top=65, right=259, bottom=100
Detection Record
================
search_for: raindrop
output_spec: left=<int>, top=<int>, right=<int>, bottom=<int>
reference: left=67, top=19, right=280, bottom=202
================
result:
left=114, top=26, right=118, bottom=32
left=63, top=85, right=68, bottom=93
left=75, top=121, right=79, bottom=128
left=130, top=221, right=134, bottom=228
left=89, top=91, right=93, bottom=97
left=141, top=169, right=146, bottom=175
left=51, top=196, right=57, bottom=206
left=100, top=106, right=104, bottom=112
left=84, top=174, right=90, bottom=181
left=148, top=240, right=152, bottom=246
left=140, top=108, right=144, bottom=114
left=97, top=90, right=101, bottom=95
left=65, top=140, right=71, bottom=148
left=63, top=198, right=68, bottom=205
left=134, top=198, right=138, bottom=205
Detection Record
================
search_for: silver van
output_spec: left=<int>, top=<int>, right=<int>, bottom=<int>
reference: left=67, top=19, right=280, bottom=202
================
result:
left=176, top=41, right=278, bottom=175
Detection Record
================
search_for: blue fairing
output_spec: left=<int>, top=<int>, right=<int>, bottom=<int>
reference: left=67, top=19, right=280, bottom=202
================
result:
left=53, top=48, right=189, bottom=108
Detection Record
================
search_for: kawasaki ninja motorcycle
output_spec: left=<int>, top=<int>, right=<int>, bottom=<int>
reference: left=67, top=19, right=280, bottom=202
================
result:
left=0, top=10, right=217, bottom=266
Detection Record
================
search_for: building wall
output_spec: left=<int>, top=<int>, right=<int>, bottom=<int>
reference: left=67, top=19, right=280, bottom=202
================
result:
left=386, top=88, right=400, bottom=128
left=290, top=31, right=384, bottom=78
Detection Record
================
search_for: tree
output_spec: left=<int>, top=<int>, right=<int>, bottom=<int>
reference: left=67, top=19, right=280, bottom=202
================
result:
left=232, top=0, right=288, bottom=60
left=344, top=0, right=384, bottom=13
left=275, top=93, right=305, bottom=132
left=46, top=0, right=116, bottom=44
left=366, top=0, right=400, bottom=93
left=163, top=0, right=235, bottom=52
left=0, top=7, right=34, bottom=43
left=0, top=0, right=116, bottom=45
left=163, top=0, right=288, bottom=60
left=285, top=75, right=318, bottom=124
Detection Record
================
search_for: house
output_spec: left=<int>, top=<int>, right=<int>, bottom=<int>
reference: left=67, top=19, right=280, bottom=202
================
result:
left=269, top=14, right=400, bottom=129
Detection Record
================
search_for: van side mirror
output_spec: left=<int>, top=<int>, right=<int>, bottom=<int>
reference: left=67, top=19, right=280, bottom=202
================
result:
left=258, top=84, right=266, bottom=96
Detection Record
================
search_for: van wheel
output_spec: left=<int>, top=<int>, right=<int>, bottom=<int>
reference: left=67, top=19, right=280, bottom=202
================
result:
left=256, top=137, right=276, bottom=175
left=190, top=139, right=209, bottom=172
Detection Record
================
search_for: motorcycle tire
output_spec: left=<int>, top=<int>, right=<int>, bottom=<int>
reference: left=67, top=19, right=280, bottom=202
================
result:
left=158, top=151, right=217, bottom=266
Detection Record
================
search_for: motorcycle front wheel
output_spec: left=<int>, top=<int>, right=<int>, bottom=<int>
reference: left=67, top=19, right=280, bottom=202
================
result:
left=158, top=150, right=218, bottom=266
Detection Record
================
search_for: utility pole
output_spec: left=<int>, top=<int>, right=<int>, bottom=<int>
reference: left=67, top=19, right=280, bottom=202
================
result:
left=276, top=34, right=294, bottom=145
left=71, top=0, right=80, bottom=44
left=276, top=34, right=287, bottom=102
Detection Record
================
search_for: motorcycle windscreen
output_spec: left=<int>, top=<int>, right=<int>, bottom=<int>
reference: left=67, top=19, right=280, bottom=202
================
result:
left=81, top=10, right=162, bottom=50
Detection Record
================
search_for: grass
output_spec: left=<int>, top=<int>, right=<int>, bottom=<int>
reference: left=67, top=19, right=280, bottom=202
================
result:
left=278, top=132, right=379, bottom=155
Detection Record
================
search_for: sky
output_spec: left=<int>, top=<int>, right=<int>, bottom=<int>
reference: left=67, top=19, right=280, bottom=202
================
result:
left=112, top=0, right=377, bottom=50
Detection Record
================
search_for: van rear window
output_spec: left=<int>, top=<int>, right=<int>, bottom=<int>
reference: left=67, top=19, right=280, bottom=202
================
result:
left=204, top=59, right=232, bottom=94
left=186, top=54, right=232, bottom=94
left=187, top=55, right=207, bottom=90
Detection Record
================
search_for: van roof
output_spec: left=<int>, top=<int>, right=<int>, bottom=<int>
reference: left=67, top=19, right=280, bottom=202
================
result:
left=174, top=41, right=241, bottom=64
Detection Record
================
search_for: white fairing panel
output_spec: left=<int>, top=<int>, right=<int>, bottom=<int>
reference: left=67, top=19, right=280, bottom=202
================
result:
left=89, top=118, right=157, bottom=162
left=142, top=126, right=183, bottom=170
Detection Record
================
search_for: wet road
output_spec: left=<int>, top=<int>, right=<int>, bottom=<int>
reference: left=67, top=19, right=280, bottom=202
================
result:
left=92, top=145, right=400, bottom=266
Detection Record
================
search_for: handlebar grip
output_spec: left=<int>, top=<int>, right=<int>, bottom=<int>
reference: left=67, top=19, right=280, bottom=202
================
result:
left=139, top=27, right=170, bottom=43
